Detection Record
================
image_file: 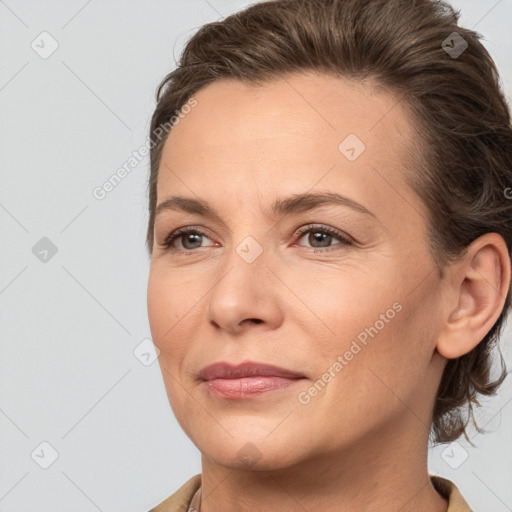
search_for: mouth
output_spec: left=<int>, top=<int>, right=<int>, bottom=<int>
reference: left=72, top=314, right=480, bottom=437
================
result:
left=198, top=361, right=306, bottom=399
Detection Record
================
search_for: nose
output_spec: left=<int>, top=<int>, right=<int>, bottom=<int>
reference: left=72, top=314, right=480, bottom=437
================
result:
left=206, top=240, right=284, bottom=335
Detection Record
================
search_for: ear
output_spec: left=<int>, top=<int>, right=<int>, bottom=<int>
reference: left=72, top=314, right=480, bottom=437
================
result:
left=436, top=233, right=511, bottom=359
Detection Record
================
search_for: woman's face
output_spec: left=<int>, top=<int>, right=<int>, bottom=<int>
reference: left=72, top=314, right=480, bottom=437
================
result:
left=147, top=72, right=448, bottom=470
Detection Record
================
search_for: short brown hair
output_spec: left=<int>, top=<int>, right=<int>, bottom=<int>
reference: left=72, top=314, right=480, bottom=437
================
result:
left=146, top=0, right=512, bottom=444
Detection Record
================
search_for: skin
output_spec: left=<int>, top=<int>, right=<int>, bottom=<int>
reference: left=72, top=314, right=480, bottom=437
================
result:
left=147, top=71, right=510, bottom=512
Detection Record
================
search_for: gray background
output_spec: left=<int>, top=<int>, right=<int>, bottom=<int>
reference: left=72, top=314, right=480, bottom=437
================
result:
left=0, top=1, right=511, bottom=511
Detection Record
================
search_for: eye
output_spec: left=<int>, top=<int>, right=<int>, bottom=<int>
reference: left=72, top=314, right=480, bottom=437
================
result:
left=159, top=224, right=353, bottom=254
left=160, top=227, right=216, bottom=252
left=295, top=224, right=352, bottom=251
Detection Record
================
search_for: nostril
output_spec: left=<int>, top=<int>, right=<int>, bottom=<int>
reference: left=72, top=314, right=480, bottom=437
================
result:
left=244, top=318, right=263, bottom=325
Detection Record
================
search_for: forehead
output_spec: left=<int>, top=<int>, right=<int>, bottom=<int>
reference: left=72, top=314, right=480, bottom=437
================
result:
left=165, top=71, right=413, bottom=149
left=157, top=71, right=426, bottom=227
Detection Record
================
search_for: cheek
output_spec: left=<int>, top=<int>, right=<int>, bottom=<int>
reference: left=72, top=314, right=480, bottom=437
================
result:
left=299, top=314, right=419, bottom=441
left=147, top=267, right=194, bottom=346
left=332, top=299, right=436, bottom=419
left=301, top=270, right=420, bottom=399
left=147, top=273, right=171, bottom=344
left=288, top=266, right=398, bottom=352
left=147, top=270, right=194, bottom=419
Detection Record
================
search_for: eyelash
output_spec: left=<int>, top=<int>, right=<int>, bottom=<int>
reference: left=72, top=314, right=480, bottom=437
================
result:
left=160, top=224, right=353, bottom=254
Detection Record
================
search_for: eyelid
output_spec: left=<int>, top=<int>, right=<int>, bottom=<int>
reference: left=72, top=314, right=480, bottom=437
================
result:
left=293, top=223, right=354, bottom=246
left=160, top=225, right=216, bottom=250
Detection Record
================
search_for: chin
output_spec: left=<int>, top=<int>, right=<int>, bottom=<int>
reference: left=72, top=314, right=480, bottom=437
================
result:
left=204, top=448, right=297, bottom=472
left=193, top=429, right=310, bottom=472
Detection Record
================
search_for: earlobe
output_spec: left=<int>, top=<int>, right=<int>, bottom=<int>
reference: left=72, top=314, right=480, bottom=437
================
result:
left=436, top=233, right=510, bottom=360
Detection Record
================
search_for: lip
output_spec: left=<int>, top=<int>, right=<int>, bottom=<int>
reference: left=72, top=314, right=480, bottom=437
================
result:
left=199, top=361, right=306, bottom=399
left=198, top=361, right=305, bottom=380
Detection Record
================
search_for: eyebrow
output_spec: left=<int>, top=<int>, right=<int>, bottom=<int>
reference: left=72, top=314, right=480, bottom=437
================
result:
left=155, top=191, right=377, bottom=223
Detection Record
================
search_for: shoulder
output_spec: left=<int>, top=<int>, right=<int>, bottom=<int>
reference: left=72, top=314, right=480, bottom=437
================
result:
left=430, top=475, right=473, bottom=512
left=149, top=474, right=202, bottom=512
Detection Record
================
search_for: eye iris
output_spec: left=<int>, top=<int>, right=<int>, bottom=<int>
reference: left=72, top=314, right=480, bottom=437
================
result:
left=182, top=233, right=202, bottom=250
left=309, top=231, right=332, bottom=247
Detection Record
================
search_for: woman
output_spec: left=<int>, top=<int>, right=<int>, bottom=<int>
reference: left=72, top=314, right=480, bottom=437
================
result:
left=145, top=0, right=512, bottom=510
